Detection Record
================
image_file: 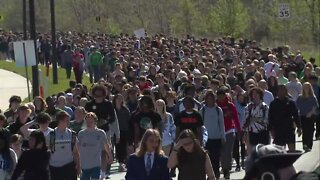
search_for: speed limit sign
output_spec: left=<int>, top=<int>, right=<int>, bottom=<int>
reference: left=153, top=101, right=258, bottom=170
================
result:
left=278, top=3, right=290, bottom=19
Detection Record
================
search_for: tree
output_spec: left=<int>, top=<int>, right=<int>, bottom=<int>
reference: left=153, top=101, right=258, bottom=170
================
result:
left=207, top=0, right=249, bottom=38
left=170, top=0, right=203, bottom=37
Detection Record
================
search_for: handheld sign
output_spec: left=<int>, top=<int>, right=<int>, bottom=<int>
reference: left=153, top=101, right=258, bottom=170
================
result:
left=134, top=28, right=145, bottom=39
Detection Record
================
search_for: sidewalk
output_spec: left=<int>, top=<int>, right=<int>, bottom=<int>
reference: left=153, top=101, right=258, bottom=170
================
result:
left=0, top=69, right=31, bottom=111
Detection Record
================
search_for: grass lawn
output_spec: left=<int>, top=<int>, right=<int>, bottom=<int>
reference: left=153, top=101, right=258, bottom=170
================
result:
left=302, top=51, right=320, bottom=66
left=0, top=61, right=92, bottom=101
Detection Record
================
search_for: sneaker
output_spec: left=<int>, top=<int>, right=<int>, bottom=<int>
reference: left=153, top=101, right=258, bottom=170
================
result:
left=214, top=171, right=220, bottom=179
left=241, top=160, right=245, bottom=169
left=235, top=165, right=241, bottom=172
left=118, top=164, right=127, bottom=172
left=170, top=171, right=177, bottom=178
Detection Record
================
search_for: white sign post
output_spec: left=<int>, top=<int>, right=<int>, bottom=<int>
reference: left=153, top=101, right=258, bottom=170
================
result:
left=278, top=3, right=290, bottom=19
left=278, top=3, right=290, bottom=44
left=13, top=40, right=37, bottom=101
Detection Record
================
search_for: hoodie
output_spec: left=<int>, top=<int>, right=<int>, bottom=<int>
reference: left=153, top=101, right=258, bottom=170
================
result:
left=217, top=97, right=241, bottom=134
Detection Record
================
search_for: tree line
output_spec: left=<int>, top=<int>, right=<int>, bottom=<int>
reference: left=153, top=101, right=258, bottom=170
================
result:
left=0, top=0, right=319, bottom=48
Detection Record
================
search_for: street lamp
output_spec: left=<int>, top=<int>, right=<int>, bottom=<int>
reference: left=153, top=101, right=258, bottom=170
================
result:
left=23, top=0, right=27, bottom=40
left=50, top=0, right=58, bottom=84
left=29, top=0, right=40, bottom=98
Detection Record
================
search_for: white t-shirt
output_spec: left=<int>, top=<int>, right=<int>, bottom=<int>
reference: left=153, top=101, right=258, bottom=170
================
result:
left=263, top=90, right=274, bottom=106
left=28, top=128, right=53, bottom=146
left=264, top=62, right=279, bottom=78
left=78, top=128, right=107, bottom=169
left=286, top=81, right=302, bottom=101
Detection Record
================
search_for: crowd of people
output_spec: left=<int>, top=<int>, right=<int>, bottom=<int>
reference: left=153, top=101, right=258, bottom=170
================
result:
left=0, top=31, right=319, bottom=180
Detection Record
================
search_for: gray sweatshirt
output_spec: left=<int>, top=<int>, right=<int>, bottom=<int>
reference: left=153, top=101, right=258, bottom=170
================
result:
left=200, top=105, right=226, bottom=141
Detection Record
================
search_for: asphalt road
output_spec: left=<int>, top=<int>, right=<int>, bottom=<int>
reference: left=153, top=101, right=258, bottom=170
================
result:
left=108, top=137, right=319, bottom=180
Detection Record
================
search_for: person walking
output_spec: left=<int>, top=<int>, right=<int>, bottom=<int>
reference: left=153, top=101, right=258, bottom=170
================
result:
left=132, top=96, right=162, bottom=145
left=7, top=105, right=32, bottom=136
left=201, top=90, right=225, bottom=178
left=126, top=129, right=170, bottom=180
left=243, top=87, right=270, bottom=153
left=49, top=111, right=81, bottom=180
left=154, top=99, right=176, bottom=156
left=269, top=85, right=302, bottom=151
left=113, top=94, right=131, bottom=172
left=167, top=129, right=216, bottom=180
left=233, top=92, right=247, bottom=170
left=0, top=129, right=17, bottom=180
left=78, top=112, right=113, bottom=180
left=69, top=107, right=86, bottom=134
left=72, top=48, right=85, bottom=84
left=61, top=45, right=73, bottom=79
left=89, top=47, right=104, bottom=82
left=216, top=87, right=241, bottom=179
left=4, top=95, right=22, bottom=125
left=85, top=84, right=117, bottom=178
left=11, top=130, right=50, bottom=180
left=296, top=82, right=319, bottom=152
left=174, top=96, right=203, bottom=143
left=20, top=112, right=53, bottom=146
left=286, top=72, right=302, bottom=101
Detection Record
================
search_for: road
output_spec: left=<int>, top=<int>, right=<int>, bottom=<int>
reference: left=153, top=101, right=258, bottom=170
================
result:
left=108, top=137, right=319, bottom=180
left=1, top=67, right=319, bottom=180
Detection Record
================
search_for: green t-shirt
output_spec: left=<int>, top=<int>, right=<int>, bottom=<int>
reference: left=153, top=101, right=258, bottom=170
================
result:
left=90, top=52, right=103, bottom=66
left=69, top=120, right=85, bottom=134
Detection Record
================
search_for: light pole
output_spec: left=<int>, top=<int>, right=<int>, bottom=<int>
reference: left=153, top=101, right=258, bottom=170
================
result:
left=29, top=0, right=40, bottom=97
left=50, top=0, right=58, bottom=84
left=23, top=0, right=27, bottom=40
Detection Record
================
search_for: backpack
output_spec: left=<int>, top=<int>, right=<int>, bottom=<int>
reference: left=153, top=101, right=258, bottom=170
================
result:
left=49, top=129, right=77, bottom=153
left=202, top=106, right=221, bottom=129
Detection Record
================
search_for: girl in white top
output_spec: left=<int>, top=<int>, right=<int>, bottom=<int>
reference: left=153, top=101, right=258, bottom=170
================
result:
left=0, top=129, right=17, bottom=180
left=155, top=99, right=176, bottom=156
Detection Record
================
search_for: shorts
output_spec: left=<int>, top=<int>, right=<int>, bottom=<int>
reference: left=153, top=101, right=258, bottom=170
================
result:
left=81, top=166, right=100, bottom=180
left=249, top=131, right=270, bottom=145
left=273, top=130, right=296, bottom=145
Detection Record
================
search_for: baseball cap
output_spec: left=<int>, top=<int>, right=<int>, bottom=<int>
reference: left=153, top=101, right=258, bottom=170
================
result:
left=244, top=144, right=302, bottom=180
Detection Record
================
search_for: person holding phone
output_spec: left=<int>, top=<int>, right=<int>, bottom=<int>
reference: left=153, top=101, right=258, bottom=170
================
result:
left=168, top=129, right=215, bottom=180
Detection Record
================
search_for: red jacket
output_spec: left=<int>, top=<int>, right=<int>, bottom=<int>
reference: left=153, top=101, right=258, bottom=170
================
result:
left=217, top=97, right=241, bottom=133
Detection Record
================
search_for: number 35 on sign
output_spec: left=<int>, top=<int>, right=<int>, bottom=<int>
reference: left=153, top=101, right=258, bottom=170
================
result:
left=278, top=3, right=290, bottom=19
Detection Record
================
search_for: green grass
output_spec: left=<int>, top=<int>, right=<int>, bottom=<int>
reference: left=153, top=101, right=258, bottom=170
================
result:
left=302, top=51, right=320, bottom=66
left=0, top=61, right=91, bottom=101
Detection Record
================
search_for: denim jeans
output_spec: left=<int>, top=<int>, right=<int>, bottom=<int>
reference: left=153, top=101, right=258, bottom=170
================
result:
left=92, top=65, right=101, bottom=82
left=81, top=166, right=100, bottom=180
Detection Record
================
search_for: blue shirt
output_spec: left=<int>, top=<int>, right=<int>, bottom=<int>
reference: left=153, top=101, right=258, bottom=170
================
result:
left=296, top=96, right=319, bottom=116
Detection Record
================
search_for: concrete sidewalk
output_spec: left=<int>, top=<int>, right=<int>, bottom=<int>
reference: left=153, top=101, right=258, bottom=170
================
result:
left=0, top=69, right=31, bottom=111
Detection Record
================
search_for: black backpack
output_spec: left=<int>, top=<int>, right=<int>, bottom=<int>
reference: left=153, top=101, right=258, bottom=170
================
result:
left=49, top=129, right=77, bottom=153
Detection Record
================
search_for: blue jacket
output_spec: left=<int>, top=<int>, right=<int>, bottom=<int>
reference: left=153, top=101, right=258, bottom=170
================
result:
left=125, top=153, right=171, bottom=180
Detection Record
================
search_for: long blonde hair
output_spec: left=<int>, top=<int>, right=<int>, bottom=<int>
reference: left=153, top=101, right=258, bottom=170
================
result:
left=136, top=129, right=164, bottom=157
left=155, top=99, right=167, bottom=121
left=301, top=82, right=315, bottom=98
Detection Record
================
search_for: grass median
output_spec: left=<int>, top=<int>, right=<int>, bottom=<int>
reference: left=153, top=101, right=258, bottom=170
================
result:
left=0, top=61, right=91, bottom=101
